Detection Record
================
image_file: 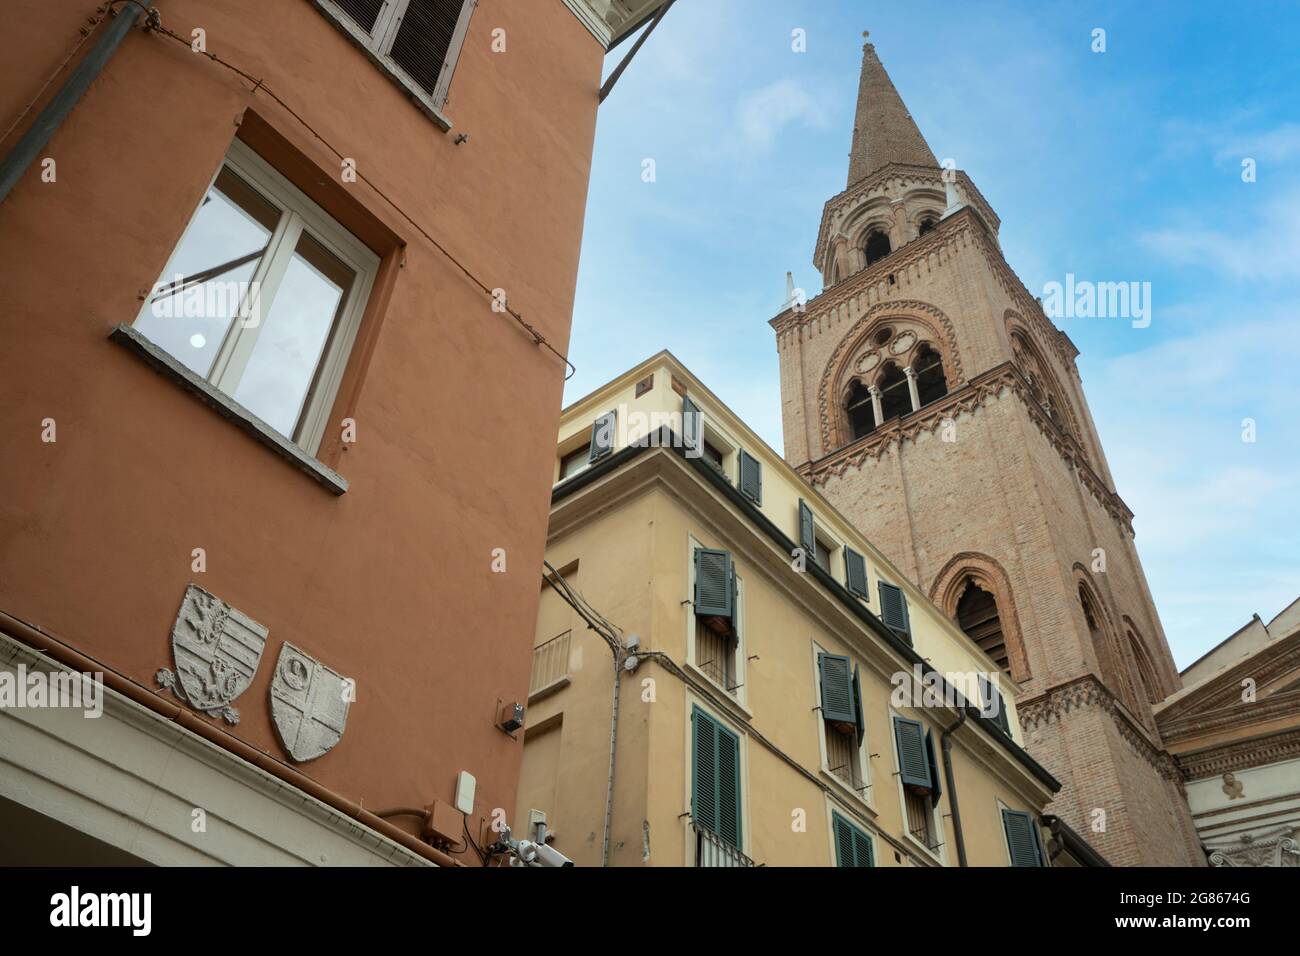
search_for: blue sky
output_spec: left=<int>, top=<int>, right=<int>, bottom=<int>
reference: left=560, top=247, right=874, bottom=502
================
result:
left=566, top=0, right=1300, bottom=669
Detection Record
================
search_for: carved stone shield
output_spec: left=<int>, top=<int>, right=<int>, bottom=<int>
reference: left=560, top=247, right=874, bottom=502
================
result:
left=156, top=584, right=267, bottom=725
left=270, top=642, right=352, bottom=762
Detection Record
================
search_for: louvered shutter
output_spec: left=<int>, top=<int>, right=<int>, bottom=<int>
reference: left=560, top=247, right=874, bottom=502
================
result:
left=832, top=813, right=855, bottom=867
left=1002, top=809, right=1044, bottom=867
left=738, top=449, right=763, bottom=505
left=878, top=581, right=911, bottom=638
left=798, top=499, right=815, bottom=559
left=845, top=547, right=869, bottom=599
left=682, top=395, right=701, bottom=455
left=692, top=707, right=718, bottom=835
left=334, top=0, right=386, bottom=33
left=925, top=730, right=942, bottom=807
left=851, top=664, right=865, bottom=748
left=851, top=827, right=875, bottom=867
left=387, top=0, right=468, bottom=99
left=832, top=812, right=874, bottom=867
left=980, top=674, right=1012, bottom=735
left=818, top=653, right=855, bottom=724
left=588, top=410, right=616, bottom=462
left=693, top=548, right=734, bottom=619
left=893, top=716, right=933, bottom=790
left=716, top=723, right=742, bottom=849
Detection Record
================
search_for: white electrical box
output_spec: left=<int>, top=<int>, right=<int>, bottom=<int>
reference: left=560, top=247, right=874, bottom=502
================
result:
left=455, top=770, right=476, bottom=814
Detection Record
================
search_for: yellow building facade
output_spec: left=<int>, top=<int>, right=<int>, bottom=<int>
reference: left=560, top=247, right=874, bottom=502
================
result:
left=517, top=353, right=1087, bottom=867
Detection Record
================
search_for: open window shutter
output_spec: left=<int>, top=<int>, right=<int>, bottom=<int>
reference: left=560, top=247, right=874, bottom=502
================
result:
left=980, top=674, right=1012, bottom=735
left=878, top=581, right=911, bottom=638
left=845, top=547, right=869, bottom=599
left=716, top=723, right=742, bottom=850
left=693, top=548, right=734, bottom=619
left=387, top=0, right=469, bottom=100
left=691, top=708, right=718, bottom=835
left=682, top=395, right=701, bottom=454
left=1002, top=809, right=1043, bottom=867
left=851, top=827, right=875, bottom=867
left=852, top=664, right=865, bottom=748
left=925, top=730, right=942, bottom=807
left=588, top=411, right=616, bottom=461
left=818, top=653, right=855, bottom=724
left=893, top=716, right=933, bottom=790
left=798, top=499, right=815, bottom=558
left=738, top=449, right=763, bottom=505
left=335, top=0, right=386, bottom=33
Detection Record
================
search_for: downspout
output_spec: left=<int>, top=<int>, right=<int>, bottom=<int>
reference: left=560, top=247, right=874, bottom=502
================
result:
left=601, top=646, right=625, bottom=866
left=0, top=2, right=155, bottom=205
left=940, top=710, right=968, bottom=867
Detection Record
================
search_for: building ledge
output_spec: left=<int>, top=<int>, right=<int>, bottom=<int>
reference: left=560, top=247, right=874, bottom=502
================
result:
left=109, top=323, right=348, bottom=496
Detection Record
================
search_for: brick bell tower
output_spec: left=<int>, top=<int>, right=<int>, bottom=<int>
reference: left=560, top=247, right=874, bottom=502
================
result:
left=771, top=37, right=1205, bottom=866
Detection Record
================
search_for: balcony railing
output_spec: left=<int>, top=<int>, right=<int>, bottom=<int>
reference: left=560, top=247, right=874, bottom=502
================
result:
left=529, top=630, right=571, bottom=699
left=693, top=821, right=755, bottom=868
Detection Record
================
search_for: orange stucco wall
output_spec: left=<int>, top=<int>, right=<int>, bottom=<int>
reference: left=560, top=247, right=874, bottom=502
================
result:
left=0, top=0, right=604, bottom=862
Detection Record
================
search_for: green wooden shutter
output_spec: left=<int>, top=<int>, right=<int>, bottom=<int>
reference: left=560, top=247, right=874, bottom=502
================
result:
left=716, top=723, right=742, bottom=849
left=692, top=706, right=743, bottom=850
left=738, top=449, right=762, bottom=505
left=851, top=664, right=865, bottom=748
left=925, top=730, right=943, bottom=807
left=818, top=653, right=855, bottom=723
left=851, top=826, right=875, bottom=867
left=980, top=674, right=1012, bottom=735
left=682, top=395, right=701, bottom=455
left=693, top=548, right=734, bottom=619
left=1002, top=809, right=1044, bottom=867
left=893, top=716, right=933, bottom=790
left=845, top=547, right=869, bottom=599
left=798, top=499, right=816, bottom=559
left=832, top=811, right=875, bottom=867
left=878, top=581, right=911, bottom=639
left=692, top=707, right=718, bottom=835
left=589, top=410, right=616, bottom=461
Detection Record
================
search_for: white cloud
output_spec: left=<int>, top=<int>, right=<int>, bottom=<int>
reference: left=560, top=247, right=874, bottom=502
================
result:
left=734, top=78, right=829, bottom=151
left=1140, top=189, right=1300, bottom=282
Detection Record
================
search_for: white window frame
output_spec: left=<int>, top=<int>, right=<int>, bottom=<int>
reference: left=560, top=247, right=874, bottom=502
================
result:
left=889, top=707, right=947, bottom=865
left=316, top=0, right=476, bottom=115
left=811, top=640, right=874, bottom=810
left=135, top=139, right=379, bottom=456
left=686, top=534, right=747, bottom=708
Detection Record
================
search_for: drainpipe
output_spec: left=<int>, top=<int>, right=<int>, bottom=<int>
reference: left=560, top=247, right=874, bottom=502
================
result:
left=0, top=2, right=154, bottom=205
left=600, top=646, right=625, bottom=867
left=940, top=710, right=968, bottom=867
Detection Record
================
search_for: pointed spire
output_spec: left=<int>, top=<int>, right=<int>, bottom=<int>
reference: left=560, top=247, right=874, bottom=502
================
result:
left=847, top=35, right=938, bottom=186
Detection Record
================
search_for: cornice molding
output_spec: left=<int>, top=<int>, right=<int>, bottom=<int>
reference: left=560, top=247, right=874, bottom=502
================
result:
left=1175, top=729, right=1300, bottom=781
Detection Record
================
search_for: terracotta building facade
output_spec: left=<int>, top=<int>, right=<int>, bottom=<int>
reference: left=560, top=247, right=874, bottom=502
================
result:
left=0, top=0, right=661, bottom=865
left=771, top=41, right=1205, bottom=866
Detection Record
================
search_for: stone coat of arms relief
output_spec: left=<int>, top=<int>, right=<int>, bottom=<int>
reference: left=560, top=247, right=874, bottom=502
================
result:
left=156, top=584, right=267, bottom=725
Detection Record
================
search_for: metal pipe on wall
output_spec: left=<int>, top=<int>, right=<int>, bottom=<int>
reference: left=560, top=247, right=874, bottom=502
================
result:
left=0, top=2, right=153, bottom=205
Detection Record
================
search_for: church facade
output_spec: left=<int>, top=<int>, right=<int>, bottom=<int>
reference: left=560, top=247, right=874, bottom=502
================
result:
left=771, top=41, right=1205, bottom=866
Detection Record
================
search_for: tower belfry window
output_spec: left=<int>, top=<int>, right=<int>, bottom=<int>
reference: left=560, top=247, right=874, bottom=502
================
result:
left=913, top=344, right=947, bottom=406
left=845, top=380, right=876, bottom=439
left=878, top=363, right=910, bottom=422
left=957, top=580, right=1008, bottom=674
left=864, top=230, right=892, bottom=266
left=918, top=217, right=937, bottom=236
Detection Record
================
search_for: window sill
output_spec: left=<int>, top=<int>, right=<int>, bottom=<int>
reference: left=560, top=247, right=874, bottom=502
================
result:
left=110, top=323, right=348, bottom=496
left=903, top=830, right=945, bottom=866
left=821, top=769, right=878, bottom=816
left=311, top=3, right=454, bottom=132
left=683, top=660, right=753, bottom=723
left=528, top=677, right=570, bottom=705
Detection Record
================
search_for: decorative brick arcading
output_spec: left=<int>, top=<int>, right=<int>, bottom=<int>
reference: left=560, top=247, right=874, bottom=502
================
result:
left=1018, top=675, right=1182, bottom=781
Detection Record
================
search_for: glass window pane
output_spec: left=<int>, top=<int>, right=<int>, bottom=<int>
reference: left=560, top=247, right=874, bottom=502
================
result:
left=135, top=167, right=280, bottom=378
left=232, top=231, right=355, bottom=439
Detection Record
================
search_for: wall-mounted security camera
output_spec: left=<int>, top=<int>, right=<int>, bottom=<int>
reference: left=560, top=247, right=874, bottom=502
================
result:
left=515, top=840, right=574, bottom=867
